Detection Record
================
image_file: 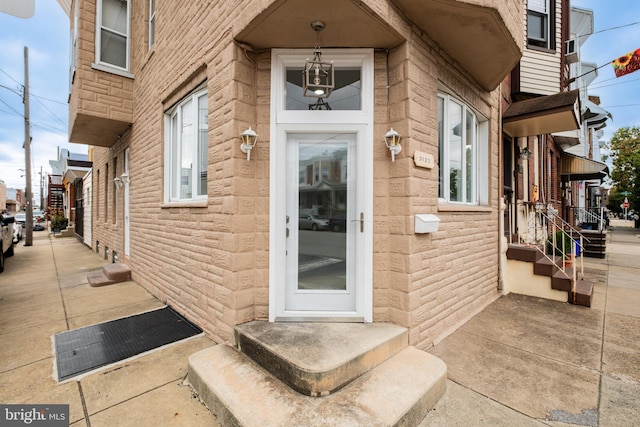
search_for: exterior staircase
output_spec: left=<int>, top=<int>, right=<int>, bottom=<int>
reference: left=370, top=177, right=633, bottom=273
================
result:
left=574, top=228, right=607, bottom=259
left=53, top=224, right=75, bottom=238
left=188, top=321, right=447, bottom=426
left=506, top=244, right=593, bottom=307
left=87, top=263, right=132, bottom=287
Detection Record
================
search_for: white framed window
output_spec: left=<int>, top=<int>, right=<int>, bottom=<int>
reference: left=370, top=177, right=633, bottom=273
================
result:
left=69, top=0, right=79, bottom=88
left=96, top=0, right=130, bottom=71
left=438, top=93, right=488, bottom=205
left=148, top=0, right=156, bottom=50
left=527, top=0, right=550, bottom=49
left=165, top=87, right=208, bottom=202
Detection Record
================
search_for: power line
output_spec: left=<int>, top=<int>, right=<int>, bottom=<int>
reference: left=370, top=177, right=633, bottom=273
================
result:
left=32, top=122, right=68, bottom=134
left=0, top=66, right=21, bottom=86
left=602, top=104, right=640, bottom=109
left=590, top=76, right=640, bottom=91
left=32, top=96, right=67, bottom=127
left=0, top=98, right=67, bottom=134
left=577, top=20, right=640, bottom=39
left=31, top=93, right=67, bottom=106
left=0, top=97, right=23, bottom=116
left=2, top=67, right=68, bottom=106
left=0, top=83, right=23, bottom=97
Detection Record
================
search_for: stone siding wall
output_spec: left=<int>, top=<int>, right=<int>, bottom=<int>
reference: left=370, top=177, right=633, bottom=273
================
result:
left=84, top=0, right=519, bottom=348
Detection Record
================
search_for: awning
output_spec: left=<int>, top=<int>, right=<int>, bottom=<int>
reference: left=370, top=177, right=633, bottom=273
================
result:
left=63, top=168, right=90, bottom=183
left=560, top=153, right=609, bottom=182
left=503, top=90, right=581, bottom=137
left=583, top=100, right=612, bottom=130
left=552, top=130, right=580, bottom=149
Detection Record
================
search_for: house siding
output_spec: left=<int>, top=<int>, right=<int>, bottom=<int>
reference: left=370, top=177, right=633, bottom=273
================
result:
left=78, top=0, right=514, bottom=348
left=520, top=0, right=563, bottom=95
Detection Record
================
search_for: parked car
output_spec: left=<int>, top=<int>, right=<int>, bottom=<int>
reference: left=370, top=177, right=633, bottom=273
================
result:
left=1, top=213, right=16, bottom=273
left=14, top=212, right=26, bottom=224
left=13, top=221, right=23, bottom=243
left=14, top=211, right=45, bottom=224
left=298, top=214, right=330, bottom=231
left=328, top=215, right=346, bottom=232
left=32, top=210, right=45, bottom=223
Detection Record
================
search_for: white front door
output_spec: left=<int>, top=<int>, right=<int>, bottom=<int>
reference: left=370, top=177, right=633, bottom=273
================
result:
left=285, top=132, right=359, bottom=313
left=270, top=49, right=373, bottom=322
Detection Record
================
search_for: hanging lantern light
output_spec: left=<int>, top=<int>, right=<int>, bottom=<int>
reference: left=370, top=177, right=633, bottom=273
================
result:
left=302, top=21, right=334, bottom=99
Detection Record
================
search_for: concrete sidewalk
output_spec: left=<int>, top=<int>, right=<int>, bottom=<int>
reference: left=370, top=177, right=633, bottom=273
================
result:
left=1, top=223, right=639, bottom=426
left=0, top=232, right=218, bottom=426
left=421, top=219, right=640, bottom=427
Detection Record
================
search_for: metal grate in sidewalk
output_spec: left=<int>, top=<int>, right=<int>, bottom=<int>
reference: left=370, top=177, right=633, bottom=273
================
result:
left=54, top=306, right=202, bottom=381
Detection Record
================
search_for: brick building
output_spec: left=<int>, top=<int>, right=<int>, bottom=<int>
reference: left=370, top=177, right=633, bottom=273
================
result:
left=63, top=0, right=524, bottom=348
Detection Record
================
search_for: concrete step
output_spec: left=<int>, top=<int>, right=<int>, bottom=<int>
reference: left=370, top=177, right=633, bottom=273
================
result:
left=533, top=256, right=559, bottom=277
left=506, top=244, right=543, bottom=263
left=54, top=225, right=76, bottom=238
left=570, top=279, right=593, bottom=308
left=551, top=269, right=572, bottom=292
left=87, top=263, right=131, bottom=287
left=188, top=344, right=447, bottom=427
left=234, top=321, right=408, bottom=396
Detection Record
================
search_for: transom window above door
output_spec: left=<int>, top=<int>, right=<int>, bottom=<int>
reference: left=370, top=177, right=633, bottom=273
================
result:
left=286, top=67, right=361, bottom=111
left=272, top=49, right=373, bottom=124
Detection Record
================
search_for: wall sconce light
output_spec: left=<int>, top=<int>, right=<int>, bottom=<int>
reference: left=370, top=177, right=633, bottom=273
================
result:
left=120, top=172, right=130, bottom=185
left=519, top=146, right=531, bottom=160
left=240, top=127, right=258, bottom=160
left=302, top=21, right=334, bottom=99
left=384, top=128, right=402, bottom=162
left=113, top=176, right=123, bottom=189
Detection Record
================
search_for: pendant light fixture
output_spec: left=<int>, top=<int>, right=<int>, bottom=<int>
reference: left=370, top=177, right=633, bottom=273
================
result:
left=302, top=21, right=334, bottom=99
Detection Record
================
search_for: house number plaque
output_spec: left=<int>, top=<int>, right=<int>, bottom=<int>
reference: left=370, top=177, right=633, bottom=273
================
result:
left=413, top=151, right=434, bottom=169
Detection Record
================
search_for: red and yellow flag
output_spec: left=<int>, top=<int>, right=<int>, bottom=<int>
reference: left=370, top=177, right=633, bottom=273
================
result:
left=612, top=48, right=640, bottom=78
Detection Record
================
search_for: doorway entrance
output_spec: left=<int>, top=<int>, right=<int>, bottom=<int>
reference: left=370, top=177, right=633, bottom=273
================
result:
left=285, top=132, right=358, bottom=313
left=269, top=49, right=374, bottom=321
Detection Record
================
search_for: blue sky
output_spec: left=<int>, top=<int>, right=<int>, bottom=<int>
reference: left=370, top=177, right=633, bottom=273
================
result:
left=572, top=0, right=640, bottom=142
left=0, top=0, right=72, bottom=201
left=0, top=0, right=639, bottom=201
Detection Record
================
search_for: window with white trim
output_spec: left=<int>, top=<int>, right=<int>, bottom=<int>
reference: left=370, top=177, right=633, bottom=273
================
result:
left=148, top=0, right=156, bottom=50
left=96, top=0, right=130, bottom=70
left=527, top=0, right=551, bottom=49
left=165, top=88, right=208, bottom=202
left=438, top=93, right=488, bottom=205
left=69, top=0, right=79, bottom=87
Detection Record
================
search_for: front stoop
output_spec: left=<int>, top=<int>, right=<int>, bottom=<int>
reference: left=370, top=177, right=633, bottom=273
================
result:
left=87, top=263, right=131, bottom=287
left=507, top=244, right=593, bottom=307
left=188, top=322, right=447, bottom=426
left=234, top=321, right=409, bottom=396
left=54, top=225, right=75, bottom=238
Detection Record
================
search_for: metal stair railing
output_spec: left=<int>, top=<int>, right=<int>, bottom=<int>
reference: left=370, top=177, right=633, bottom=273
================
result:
left=538, top=211, right=589, bottom=292
left=519, top=204, right=588, bottom=279
left=571, top=207, right=606, bottom=231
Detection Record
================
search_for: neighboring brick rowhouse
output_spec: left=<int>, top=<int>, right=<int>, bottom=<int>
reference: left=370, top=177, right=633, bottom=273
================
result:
left=81, top=0, right=517, bottom=348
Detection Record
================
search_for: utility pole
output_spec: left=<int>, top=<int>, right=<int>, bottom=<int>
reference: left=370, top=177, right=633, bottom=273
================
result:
left=40, top=166, right=44, bottom=211
left=24, top=46, right=33, bottom=246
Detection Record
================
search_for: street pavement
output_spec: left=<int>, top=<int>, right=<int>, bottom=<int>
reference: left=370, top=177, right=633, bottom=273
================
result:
left=1, top=221, right=639, bottom=426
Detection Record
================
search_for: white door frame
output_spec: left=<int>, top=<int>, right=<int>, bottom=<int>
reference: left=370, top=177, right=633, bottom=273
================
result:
left=124, top=148, right=130, bottom=256
left=268, top=49, right=374, bottom=322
